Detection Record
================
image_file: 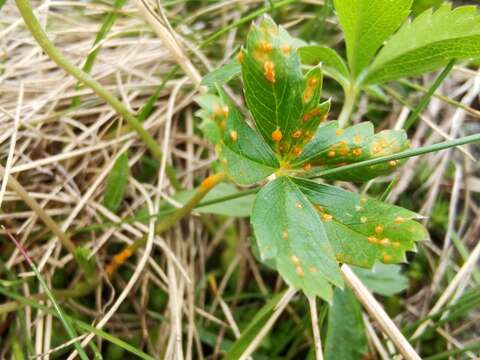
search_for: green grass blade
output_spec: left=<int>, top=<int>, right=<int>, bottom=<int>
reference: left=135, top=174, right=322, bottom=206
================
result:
left=403, top=59, right=455, bottom=130
left=423, top=342, right=480, bottom=360
left=0, top=287, right=156, bottom=360
left=199, top=0, right=296, bottom=48
left=103, top=151, right=129, bottom=212
left=70, top=0, right=127, bottom=107
left=223, top=290, right=286, bottom=360
left=5, top=232, right=89, bottom=360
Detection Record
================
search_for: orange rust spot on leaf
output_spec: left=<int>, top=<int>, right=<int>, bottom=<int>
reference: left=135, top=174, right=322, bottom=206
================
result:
left=322, top=213, right=333, bottom=222
left=296, top=266, right=305, bottom=277
left=282, top=229, right=289, bottom=240
left=282, top=43, right=291, bottom=55
left=292, top=130, right=302, bottom=139
left=237, top=51, right=245, bottom=63
left=371, top=143, right=382, bottom=154
left=352, top=148, right=362, bottom=156
left=395, top=216, right=405, bottom=224
left=353, top=134, right=363, bottom=144
left=303, top=87, right=313, bottom=102
left=263, top=61, right=276, bottom=83
left=259, top=40, right=273, bottom=53
left=201, top=174, right=223, bottom=191
left=367, top=236, right=377, bottom=244
left=303, top=163, right=312, bottom=171
left=335, top=128, right=344, bottom=136
left=383, top=253, right=392, bottom=263
left=308, top=77, right=319, bottom=87
left=328, top=150, right=336, bottom=158
left=339, top=146, right=349, bottom=156
left=379, top=238, right=390, bottom=246
left=291, top=255, right=300, bottom=265
left=229, top=130, right=238, bottom=142
left=389, top=160, right=398, bottom=167
left=213, top=104, right=229, bottom=118
left=292, top=147, right=302, bottom=157
left=375, top=225, right=384, bottom=234
left=272, top=129, right=283, bottom=142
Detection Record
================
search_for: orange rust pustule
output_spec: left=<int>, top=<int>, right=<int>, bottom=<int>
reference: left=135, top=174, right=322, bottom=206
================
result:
left=200, top=173, right=223, bottom=191
left=292, top=147, right=302, bottom=157
left=292, top=130, right=302, bottom=139
left=258, top=40, right=273, bottom=53
left=263, top=61, right=276, bottom=83
left=272, top=129, right=283, bottom=142
left=237, top=51, right=245, bottom=63
left=106, top=247, right=134, bottom=276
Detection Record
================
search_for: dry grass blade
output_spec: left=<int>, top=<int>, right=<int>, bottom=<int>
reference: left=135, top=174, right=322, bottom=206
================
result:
left=341, top=265, right=421, bottom=360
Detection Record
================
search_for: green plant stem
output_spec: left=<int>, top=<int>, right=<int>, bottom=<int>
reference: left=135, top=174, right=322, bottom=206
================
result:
left=337, top=84, right=358, bottom=128
left=15, top=0, right=182, bottom=191
left=105, top=172, right=225, bottom=275
left=403, top=59, right=455, bottom=130
left=72, top=186, right=260, bottom=235
left=310, top=133, right=480, bottom=179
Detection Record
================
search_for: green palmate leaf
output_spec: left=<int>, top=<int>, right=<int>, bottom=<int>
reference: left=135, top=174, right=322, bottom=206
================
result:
left=352, top=263, right=409, bottom=296
left=333, top=0, right=412, bottom=77
left=201, top=59, right=241, bottom=87
left=103, top=151, right=129, bottom=212
left=298, top=45, right=350, bottom=88
left=364, top=4, right=480, bottom=85
left=251, top=177, right=343, bottom=301
left=294, top=120, right=410, bottom=182
left=324, top=287, right=369, bottom=360
left=293, top=178, right=428, bottom=268
left=241, top=16, right=329, bottom=159
left=195, top=93, right=279, bottom=185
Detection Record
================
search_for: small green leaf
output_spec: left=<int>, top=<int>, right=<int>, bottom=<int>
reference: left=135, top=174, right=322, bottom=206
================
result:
left=103, top=152, right=129, bottom=212
left=196, top=94, right=224, bottom=144
left=364, top=4, right=480, bottom=84
left=294, top=178, right=428, bottom=268
left=333, top=0, right=412, bottom=77
left=298, top=45, right=350, bottom=88
left=251, top=177, right=343, bottom=301
left=74, top=247, right=97, bottom=283
left=201, top=59, right=241, bottom=87
left=294, top=121, right=410, bottom=182
left=195, top=93, right=279, bottom=185
left=241, top=16, right=328, bottom=157
left=352, top=263, right=409, bottom=296
left=324, top=287, right=368, bottom=360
